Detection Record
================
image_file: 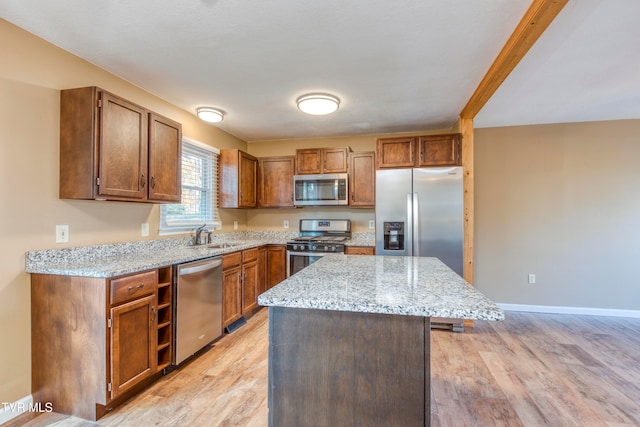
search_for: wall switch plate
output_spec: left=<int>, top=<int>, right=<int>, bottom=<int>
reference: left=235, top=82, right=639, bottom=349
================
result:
left=233, top=221, right=238, bottom=230
left=369, top=220, right=375, bottom=229
left=283, top=220, right=289, bottom=229
left=141, top=223, right=149, bottom=237
left=56, top=225, right=69, bottom=243
left=528, top=273, right=536, bottom=284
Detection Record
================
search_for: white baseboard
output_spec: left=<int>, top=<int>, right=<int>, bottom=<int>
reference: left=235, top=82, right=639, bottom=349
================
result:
left=0, top=395, right=33, bottom=425
left=499, top=303, right=640, bottom=318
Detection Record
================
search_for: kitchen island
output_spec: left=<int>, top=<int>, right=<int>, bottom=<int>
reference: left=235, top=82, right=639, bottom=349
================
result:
left=258, top=255, right=504, bottom=427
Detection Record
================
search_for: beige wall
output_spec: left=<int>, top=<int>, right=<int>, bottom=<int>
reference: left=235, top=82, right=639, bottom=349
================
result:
left=0, top=20, right=247, bottom=404
left=475, top=119, right=640, bottom=310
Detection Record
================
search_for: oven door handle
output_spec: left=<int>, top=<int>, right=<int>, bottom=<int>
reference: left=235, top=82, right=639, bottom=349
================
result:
left=287, top=251, right=338, bottom=257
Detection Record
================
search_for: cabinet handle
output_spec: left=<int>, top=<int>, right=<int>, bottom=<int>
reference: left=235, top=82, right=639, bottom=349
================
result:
left=127, top=284, right=144, bottom=291
left=140, top=173, right=146, bottom=188
left=420, top=150, right=424, bottom=161
left=151, top=306, right=156, bottom=323
left=150, top=176, right=156, bottom=189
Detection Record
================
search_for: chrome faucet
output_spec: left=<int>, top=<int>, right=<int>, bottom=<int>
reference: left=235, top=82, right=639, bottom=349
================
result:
left=194, top=224, right=208, bottom=245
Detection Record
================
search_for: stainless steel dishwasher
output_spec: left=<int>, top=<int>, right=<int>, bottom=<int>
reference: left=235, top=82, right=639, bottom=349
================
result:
left=173, top=256, right=223, bottom=365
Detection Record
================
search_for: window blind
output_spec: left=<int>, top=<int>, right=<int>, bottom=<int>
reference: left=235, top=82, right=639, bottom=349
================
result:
left=159, top=139, right=219, bottom=234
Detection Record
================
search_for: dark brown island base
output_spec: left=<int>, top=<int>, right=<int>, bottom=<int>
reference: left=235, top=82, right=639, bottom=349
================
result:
left=258, top=255, right=504, bottom=427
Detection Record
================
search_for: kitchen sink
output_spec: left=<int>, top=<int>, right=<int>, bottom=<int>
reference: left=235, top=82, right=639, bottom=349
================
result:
left=187, top=242, right=243, bottom=249
left=205, top=242, right=243, bottom=249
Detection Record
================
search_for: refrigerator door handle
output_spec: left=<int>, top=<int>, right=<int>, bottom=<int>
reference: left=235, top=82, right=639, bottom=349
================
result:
left=407, top=193, right=413, bottom=256
left=413, top=192, right=419, bottom=257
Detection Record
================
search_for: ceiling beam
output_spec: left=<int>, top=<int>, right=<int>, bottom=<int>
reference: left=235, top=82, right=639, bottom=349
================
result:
left=460, top=0, right=569, bottom=119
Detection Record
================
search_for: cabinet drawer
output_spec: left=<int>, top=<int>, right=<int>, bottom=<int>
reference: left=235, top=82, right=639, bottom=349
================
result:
left=223, top=252, right=242, bottom=269
left=345, top=246, right=375, bottom=255
left=242, top=247, right=258, bottom=263
left=110, top=270, right=157, bottom=305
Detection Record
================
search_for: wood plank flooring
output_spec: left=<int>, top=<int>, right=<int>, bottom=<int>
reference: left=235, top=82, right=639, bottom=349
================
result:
left=5, top=309, right=640, bottom=426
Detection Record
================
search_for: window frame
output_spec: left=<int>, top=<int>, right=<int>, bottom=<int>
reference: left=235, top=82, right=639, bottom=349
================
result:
left=159, top=136, right=220, bottom=235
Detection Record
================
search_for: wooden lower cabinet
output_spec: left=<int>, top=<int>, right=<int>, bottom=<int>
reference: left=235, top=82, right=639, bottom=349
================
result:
left=344, top=246, right=375, bottom=255
left=31, top=266, right=172, bottom=421
left=257, top=246, right=267, bottom=295
left=110, top=294, right=156, bottom=399
left=242, top=248, right=259, bottom=313
left=267, top=245, right=287, bottom=289
left=222, top=248, right=262, bottom=328
left=222, top=252, right=243, bottom=327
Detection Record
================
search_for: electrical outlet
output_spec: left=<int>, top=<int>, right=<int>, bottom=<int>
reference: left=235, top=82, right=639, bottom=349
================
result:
left=528, top=273, right=536, bottom=284
left=369, top=220, right=375, bottom=229
left=283, top=220, right=289, bottom=229
left=233, top=221, right=238, bottom=230
left=56, top=225, right=69, bottom=243
left=141, top=223, right=149, bottom=237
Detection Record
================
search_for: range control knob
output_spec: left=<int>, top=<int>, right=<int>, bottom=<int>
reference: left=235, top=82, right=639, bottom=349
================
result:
left=324, top=245, right=329, bottom=251
left=311, top=245, right=317, bottom=250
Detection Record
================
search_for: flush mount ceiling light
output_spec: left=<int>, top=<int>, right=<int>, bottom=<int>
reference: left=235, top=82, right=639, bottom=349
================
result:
left=296, top=93, right=340, bottom=115
left=196, top=107, right=224, bottom=123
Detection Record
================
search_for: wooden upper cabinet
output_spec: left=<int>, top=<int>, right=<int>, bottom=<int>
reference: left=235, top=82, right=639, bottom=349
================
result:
left=295, top=147, right=349, bottom=174
left=376, top=134, right=461, bottom=169
left=376, top=137, right=416, bottom=169
left=148, top=113, right=182, bottom=202
left=258, top=156, right=295, bottom=208
left=98, top=92, right=148, bottom=200
left=322, top=147, right=349, bottom=173
left=349, top=151, right=375, bottom=208
left=219, top=149, right=258, bottom=208
left=59, top=87, right=182, bottom=203
left=416, top=134, right=461, bottom=167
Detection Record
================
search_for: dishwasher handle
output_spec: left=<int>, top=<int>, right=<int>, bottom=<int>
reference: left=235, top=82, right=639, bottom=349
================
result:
left=178, top=258, right=223, bottom=276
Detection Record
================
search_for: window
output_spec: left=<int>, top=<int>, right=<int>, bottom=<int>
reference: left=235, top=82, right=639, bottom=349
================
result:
left=160, top=137, right=219, bottom=234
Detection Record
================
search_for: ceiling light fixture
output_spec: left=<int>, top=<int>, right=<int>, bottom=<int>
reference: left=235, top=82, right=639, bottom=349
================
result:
left=196, top=107, right=224, bottom=123
left=296, top=93, right=340, bottom=115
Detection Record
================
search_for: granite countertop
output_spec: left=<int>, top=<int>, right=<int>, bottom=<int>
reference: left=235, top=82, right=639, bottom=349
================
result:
left=258, top=255, right=505, bottom=321
left=25, top=231, right=376, bottom=278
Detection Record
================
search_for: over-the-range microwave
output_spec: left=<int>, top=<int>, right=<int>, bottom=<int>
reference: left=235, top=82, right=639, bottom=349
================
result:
left=293, top=173, right=348, bottom=206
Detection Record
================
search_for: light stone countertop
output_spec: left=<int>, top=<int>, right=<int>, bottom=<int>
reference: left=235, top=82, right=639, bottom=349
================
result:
left=24, top=231, right=375, bottom=278
left=258, top=255, right=505, bottom=321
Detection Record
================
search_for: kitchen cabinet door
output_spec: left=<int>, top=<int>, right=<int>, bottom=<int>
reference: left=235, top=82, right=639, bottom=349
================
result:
left=219, top=149, right=258, bottom=208
left=267, top=245, right=287, bottom=289
left=259, top=156, right=295, bottom=207
left=242, top=259, right=259, bottom=313
left=148, top=113, right=182, bottom=202
left=322, top=147, right=349, bottom=173
left=349, top=151, right=375, bottom=207
left=257, top=246, right=267, bottom=296
left=376, top=137, right=415, bottom=169
left=222, top=266, right=243, bottom=327
left=295, top=148, right=322, bottom=174
left=416, top=134, right=461, bottom=166
left=98, top=92, right=149, bottom=200
left=110, top=294, right=156, bottom=399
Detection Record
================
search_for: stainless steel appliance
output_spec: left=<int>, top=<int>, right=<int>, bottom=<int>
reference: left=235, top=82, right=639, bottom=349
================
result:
left=173, top=256, right=223, bottom=365
left=293, top=174, right=349, bottom=206
left=286, top=219, right=351, bottom=277
left=375, top=166, right=464, bottom=331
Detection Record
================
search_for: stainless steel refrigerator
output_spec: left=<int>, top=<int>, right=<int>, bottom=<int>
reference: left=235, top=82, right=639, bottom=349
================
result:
left=375, top=166, right=464, bottom=331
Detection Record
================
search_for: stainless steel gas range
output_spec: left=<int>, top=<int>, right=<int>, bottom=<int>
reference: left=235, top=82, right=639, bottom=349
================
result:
left=286, top=219, right=351, bottom=277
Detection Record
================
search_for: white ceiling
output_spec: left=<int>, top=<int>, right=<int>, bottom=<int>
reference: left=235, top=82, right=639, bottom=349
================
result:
left=1, top=0, right=638, bottom=141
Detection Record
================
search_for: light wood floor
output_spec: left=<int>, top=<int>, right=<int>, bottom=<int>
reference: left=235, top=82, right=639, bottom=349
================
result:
left=5, top=309, right=640, bottom=426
